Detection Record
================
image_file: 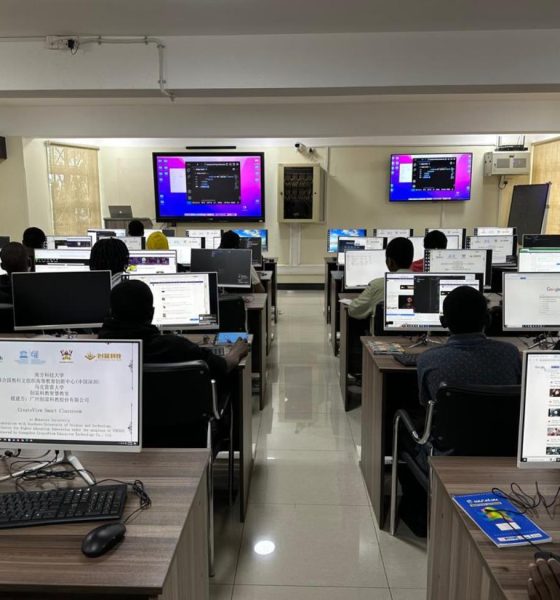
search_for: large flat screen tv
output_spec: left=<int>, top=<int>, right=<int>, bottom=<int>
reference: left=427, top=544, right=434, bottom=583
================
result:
left=154, top=152, right=265, bottom=222
left=389, top=153, right=473, bottom=202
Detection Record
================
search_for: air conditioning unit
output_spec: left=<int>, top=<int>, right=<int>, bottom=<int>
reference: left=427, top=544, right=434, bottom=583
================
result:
left=484, top=151, right=531, bottom=176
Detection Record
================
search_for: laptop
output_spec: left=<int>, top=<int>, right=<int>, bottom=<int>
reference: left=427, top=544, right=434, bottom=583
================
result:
left=108, top=205, right=133, bottom=219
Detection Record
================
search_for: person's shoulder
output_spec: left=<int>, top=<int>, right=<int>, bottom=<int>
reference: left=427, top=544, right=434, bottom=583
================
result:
left=484, top=338, right=520, bottom=353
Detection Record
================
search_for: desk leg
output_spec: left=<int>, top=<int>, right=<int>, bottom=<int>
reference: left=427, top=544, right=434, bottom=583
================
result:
left=325, top=263, right=331, bottom=323
left=339, top=305, right=348, bottom=407
left=238, top=354, right=254, bottom=523
left=247, top=309, right=267, bottom=411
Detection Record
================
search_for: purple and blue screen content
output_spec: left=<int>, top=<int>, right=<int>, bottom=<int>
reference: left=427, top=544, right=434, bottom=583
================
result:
left=389, top=154, right=472, bottom=202
left=155, top=154, right=264, bottom=220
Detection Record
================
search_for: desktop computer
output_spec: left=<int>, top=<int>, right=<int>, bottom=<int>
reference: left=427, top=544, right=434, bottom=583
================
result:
left=233, top=229, right=269, bottom=252
left=373, top=228, right=414, bottom=240
left=126, top=251, right=177, bottom=274
left=518, top=249, right=560, bottom=272
left=12, top=271, right=112, bottom=331
left=424, top=249, right=492, bottom=286
left=343, top=249, right=387, bottom=290
left=327, top=229, right=366, bottom=253
left=127, top=272, right=219, bottom=331
left=473, top=226, right=516, bottom=236
left=425, top=228, right=466, bottom=248
left=191, top=249, right=252, bottom=289
left=46, top=236, right=93, bottom=250
left=240, top=237, right=263, bottom=266
left=466, top=235, right=517, bottom=264
left=185, top=229, right=222, bottom=250
left=167, top=237, right=202, bottom=265
left=88, top=229, right=126, bottom=243
left=34, top=249, right=91, bottom=273
left=337, top=237, right=385, bottom=266
left=119, top=236, right=143, bottom=251
left=522, top=234, right=560, bottom=248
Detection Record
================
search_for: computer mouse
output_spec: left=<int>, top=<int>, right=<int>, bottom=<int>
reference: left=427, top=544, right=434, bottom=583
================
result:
left=81, top=522, right=126, bottom=558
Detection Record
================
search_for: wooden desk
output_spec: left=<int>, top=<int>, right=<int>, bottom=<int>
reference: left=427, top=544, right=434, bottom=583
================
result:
left=324, top=256, right=337, bottom=323
left=429, top=457, right=560, bottom=600
left=0, top=450, right=209, bottom=599
left=263, top=257, right=278, bottom=323
left=338, top=294, right=360, bottom=410
left=329, top=271, right=344, bottom=355
left=243, top=293, right=268, bottom=410
left=259, top=272, right=274, bottom=354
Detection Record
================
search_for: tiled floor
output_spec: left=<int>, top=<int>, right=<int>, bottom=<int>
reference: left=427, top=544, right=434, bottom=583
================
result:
left=211, top=291, right=427, bottom=600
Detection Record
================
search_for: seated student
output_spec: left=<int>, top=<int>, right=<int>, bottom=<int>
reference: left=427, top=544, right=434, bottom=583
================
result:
left=89, top=238, right=130, bottom=280
left=128, top=219, right=145, bottom=237
left=22, top=227, right=46, bottom=250
left=348, top=237, right=414, bottom=328
left=219, top=231, right=265, bottom=293
left=0, top=242, right=29, bottom=303
left=98, top=280, right=249, bottom=379
left=411, top=230, right=447, bottom=272
left=146, top=231, right=169, bottom=250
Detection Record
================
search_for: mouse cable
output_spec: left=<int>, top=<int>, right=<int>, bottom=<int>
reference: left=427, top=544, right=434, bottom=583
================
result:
left=493, top=482, right=560, bottom=520
left=94, top=478, right=152, bottom=523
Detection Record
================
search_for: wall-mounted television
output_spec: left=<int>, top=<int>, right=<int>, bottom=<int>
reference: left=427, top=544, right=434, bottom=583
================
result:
left=153, top=152, right=265, bottom=222
left=389, top=153, right=473, bottom=202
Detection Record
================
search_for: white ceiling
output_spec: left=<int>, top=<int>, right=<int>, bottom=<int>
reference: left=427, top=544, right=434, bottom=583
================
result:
left=0, top=0, right=560, bottom=37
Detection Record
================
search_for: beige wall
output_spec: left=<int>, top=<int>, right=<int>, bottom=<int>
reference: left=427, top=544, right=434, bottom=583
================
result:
left=0, top=137, right=30, bottom=241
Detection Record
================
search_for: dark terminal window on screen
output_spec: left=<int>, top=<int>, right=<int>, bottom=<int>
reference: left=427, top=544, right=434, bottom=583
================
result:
left=412, top=157, right=456, bottom=192
left=186, top=162, right=241, bottom=205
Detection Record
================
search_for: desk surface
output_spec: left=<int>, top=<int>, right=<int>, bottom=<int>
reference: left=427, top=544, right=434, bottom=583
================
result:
left=0, top=449, right=209, bottom=596
left=430, top=457, right=560, bottom=599
left=241, top=293, right=267, bottom=310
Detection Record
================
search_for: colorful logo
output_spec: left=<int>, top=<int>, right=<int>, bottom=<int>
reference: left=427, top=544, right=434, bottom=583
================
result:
left=84, top=352, right=96, bottom=361
left=60, top=350, right=73, bottom=362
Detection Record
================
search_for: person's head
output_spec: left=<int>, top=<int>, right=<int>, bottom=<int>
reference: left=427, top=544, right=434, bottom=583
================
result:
left=146, top=231, right=169, bottom=250
left=22, top=227, right=46, bottom=250
left=424, top=230, right=448, bottom=250
left=127, top=220, right=144, bottom=237
left=219, top=230, right=241, bottom=249
left=0, top=242, right=29, bottom=275
left=441, top=285, right=488, bottom=334
left=89, top=238, right=129, bottom=276
left=110, top=280, right=154, bottom=325
left=385, top=237, right=414, bottom=272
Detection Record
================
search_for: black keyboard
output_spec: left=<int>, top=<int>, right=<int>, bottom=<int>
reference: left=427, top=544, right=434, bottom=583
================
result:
left=393, top=353, right=419, bottom=367
left=0, top=484, right=127, bottom=530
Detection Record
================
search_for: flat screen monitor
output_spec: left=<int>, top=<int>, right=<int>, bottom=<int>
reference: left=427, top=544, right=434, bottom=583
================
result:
left=34, top=249, right=91, bottom=273
left=191, top=248, right=252, bottom=289
left=240, top=237, right=263, bottom=266
left=126, top=250, right=177, bottom=275
left=389, top=153, right=473, bottom=202
left=0, top=338, right=141, bottom=452
left=154, top=152, right=265, bottom=222
left=12, top=271, right=112, bottom=331
left=46, top=236, right=93, bottom=250
left=518, top=249, right=560, bottom=272
left=508, top=183, right=550, bottom=240
left=518, top=351, right=560, bottom=467
left=384, top=272, right=482, bottom=332
left=88, top=229, right=126, bottom=243
left=205, top=236, right=222, bottom=250
left=473, top=227, right=515, bottom=236
left=233, top=229, right=269, bottom=252
left=167, top=237, right=202, bottom=265
left=185, top=229, right=223, bottom=238
left=503, top=272, right=560, bottom=331
left=373, top=228, right=414, bottom=240
left=127, top=272, right=219, bottom=331
left=523, top=234, right=560, bottom=248
left=424, top=248, right=492, bottom=287
left=343, top=249, right=388, bottom=290
left=337, top=237, right=385, bottom=265
left=143, top=229, right=163, bottom=239
left=466, top=235, right=517, bottom=264
left=426, top=228, right=466, bottom=248
left=120, top=236, right=144, bottom=251
left=327, top=229, right=366, bottom=253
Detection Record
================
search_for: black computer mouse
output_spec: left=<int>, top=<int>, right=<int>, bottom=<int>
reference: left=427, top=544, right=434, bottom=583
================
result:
left=81, top=522, right=126, bottom=558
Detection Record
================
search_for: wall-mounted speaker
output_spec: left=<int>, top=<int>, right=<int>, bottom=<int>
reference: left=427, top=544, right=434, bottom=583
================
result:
left=278, top=164, right=325, bottom=223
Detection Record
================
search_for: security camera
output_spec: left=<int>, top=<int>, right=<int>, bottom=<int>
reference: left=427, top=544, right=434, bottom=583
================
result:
left=295, top=143, right=314, bottom=155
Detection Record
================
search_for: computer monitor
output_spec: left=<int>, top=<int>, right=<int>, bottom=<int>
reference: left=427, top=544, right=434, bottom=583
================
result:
left=384, top=272, right=482, bottom=332
left=33, top=249, right=91, bottom=272
left=518, top=351, right=560, bottom=467
left=518, top=249, right=560, bottom=272
left=409, top=235, right=460, bottom=259
left=503, top=272, right=560, bottom=331
left=167, top=237, right=202, bottom=265
left=337, top=237, right=385, bottom=265
left=127, top=272, right=219, bottom=331
left=126, top=250, right=177, bottom=274
left=466, top=235, right=517, bottom=264
left=240, top=237, right=263, bottom=266
left=327, top=229, right=367, bottom=253
left=120, top=236, right=144, bottom=251
left=185, top=229, right=222, bottom=239
left=88, top=229, right=126, bottom=243
left=46, top=236, right=93, bottom=250
left=343, top=249, right=388, bottom=290
left=373, top=228, right=414, bottom=240
left=473, top=226, right=516, bottom=236
left=12, top=271, right=112, bottom=331
left=204, top=236, right=222, bottom=250
left=0, top=236, right=10, bottom=249
left=108, top=205, right=133, bottom=219
left=522, top=234, right=560, bottom=248
left=425, top=228, right=466, bottom=248
left=191, top=248, right=252, bottom=289
left=233, top=229, right=269, bottom=252
left=0, top=338, right=141, bottom=452
left=143, top=229, right=163, bottom=239
left=424, top=248, right=492, bottom=286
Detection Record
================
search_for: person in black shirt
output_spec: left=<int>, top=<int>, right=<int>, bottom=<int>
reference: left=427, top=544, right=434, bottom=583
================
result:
left=98, top=279, right=249, bottom=380
left=0, top=242, right=29, bottom=303
left=127, top=220, right=145, bottom=237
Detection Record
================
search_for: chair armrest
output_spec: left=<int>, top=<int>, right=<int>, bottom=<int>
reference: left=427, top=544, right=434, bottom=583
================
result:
left=211, top=379, right=220, bottom=420
left=394, top=401, right=436, bottom=447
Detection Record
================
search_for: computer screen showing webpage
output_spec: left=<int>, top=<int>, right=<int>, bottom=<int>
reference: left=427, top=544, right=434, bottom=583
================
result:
left=384, top=273, right=480, bottom=331
left=426, top=228, right=466, bottom=247
left=466, top=235, right=515, bottom=264
left=88, top=229, right=126, bottom=243
left=46, top=236, right=93, bottom=250
left=518, top=249, right=560, bottom=272
left=424, top=249, right=490, bottom=286
left=0, top=339, right=141, bottom=450
left=119, top=236, right=143, bottom=251
left=519, top=352, right=560, bottom=465
left=473, top=226, right=515, bottom=236
left=34, top=249, right=91, bottom=272
left=337, top=237, right=385, bottom=265
left=126, top=251, right=177, bottom=274
left=373, top=228, right=413, bottom=240
left=503, top=273, right=560, bottom=330
left=168, top=237, right=202, bottom=264
left=185, top=229, right=222, bottom=239
left=344, top=250, right=387, bottom=289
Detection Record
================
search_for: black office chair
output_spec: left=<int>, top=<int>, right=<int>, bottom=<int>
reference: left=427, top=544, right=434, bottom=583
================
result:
left=389, top=383, right=521, bottom=536
left=142, top=360, right=234, bottom=576
left=373, top=302, right=401, bottom=336
left=0, top=304, right=14, bottom=333
left=218, top=294, right=247, bottom=332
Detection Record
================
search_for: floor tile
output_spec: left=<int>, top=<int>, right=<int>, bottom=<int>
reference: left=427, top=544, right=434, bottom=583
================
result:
left=232, top=586, right=392, bottom=599
left=376, top=527, right=427, bottom=589
left=235, top=504, right=387, bottom=587
left=210, top=584, right=233, bottom=600
left=268, top=381, right=344, bottom=415
left=212, top=503, right=244, bottom=585
left=390, top=589, right=427, bottom=600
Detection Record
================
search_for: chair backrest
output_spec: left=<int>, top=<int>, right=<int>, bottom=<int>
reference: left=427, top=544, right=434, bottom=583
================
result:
left=373, top=302, right=400, bottom=336
left=142, top=360, right=213, bottom=448
left=218, top=294, right=247, bottom=332
left=431, top=384, right=521, bottom=457
left=0, top=304, right=14, bottom=333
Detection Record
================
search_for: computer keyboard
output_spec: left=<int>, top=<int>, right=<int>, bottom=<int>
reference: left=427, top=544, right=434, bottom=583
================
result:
left=393, top=353, right=419, bottom=367
left=0, top=483, right=127, bottom=529
left=209, top=346, right=226, bottom=356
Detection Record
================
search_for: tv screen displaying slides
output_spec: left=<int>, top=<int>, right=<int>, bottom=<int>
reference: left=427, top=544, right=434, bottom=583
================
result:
left=389, top=153, right=473, bottom=202
left=153, top=152, right=265, bottom=222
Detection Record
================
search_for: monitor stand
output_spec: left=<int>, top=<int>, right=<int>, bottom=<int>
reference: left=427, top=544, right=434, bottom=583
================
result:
left=0, top=450, right=95, bottom=486
left=408, top=332, right=443, bottom=349
left=527, top=332, right=557, bottom=350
